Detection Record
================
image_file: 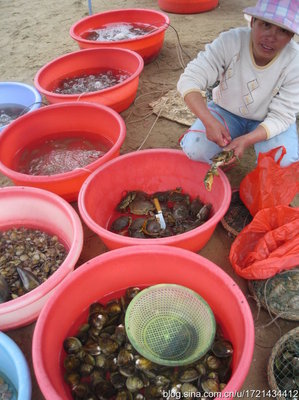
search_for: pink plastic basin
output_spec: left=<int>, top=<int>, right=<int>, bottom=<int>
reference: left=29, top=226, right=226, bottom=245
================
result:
left=34, top=47, right=144, bottom=112
left=0, top=186, right=83, bottom=331
left=78, top=149, right=231, bottom=252
left=158, top=0, right=218, bottom=14
left=32, top=245, right=255, bottom=399
left=0, top=102, right=126, bottom=202
left=70, top=8, right=170, bottom=64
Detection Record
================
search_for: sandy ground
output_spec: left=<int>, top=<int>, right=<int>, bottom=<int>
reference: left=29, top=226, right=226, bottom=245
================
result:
left=0, top=0, right=298, bottom=398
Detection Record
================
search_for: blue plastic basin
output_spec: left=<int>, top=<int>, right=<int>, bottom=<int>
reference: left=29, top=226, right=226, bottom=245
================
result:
left=0, top=332, right=32, bottom=399
left=0, top=82, right=41, bottom=132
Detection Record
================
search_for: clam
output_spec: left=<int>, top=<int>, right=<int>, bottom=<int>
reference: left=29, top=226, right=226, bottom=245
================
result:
left=94, top=380, right=117, bottom=399
left=135, top=356, right=155, bottom=372
left=63, top=354, right=81, bottom=372
left=126, top=376, right=144, bottom=392
left=88, top=311, right=108, bottom=330
left=200, top=376, right=220, bottom=392
left=181, top=382, right=198, bottom=398
left=178, top=367, right=199, bottom=383
left=0, top=273, right=9, bottom=303
left=118, top=349, right=134, bottom=367
left=16, top=266, right=40, bottom=292
left=98, top=336, right=119, bottom=355
left=89, top=302, right=106, bottom=315
left=119, top=364, right=136, bottom=378
left=154, top=374, right=171, bottom=388
left=106, top=299, right=122, bottom=316
left=113, top=324, right=127, bottom=346
left=205, top=354, right=221, bottom=370
left=116, top=390, right=133, bottom=400
left=80, top=363, right=94, bottom=376
left=110, top=372, right=127, bottom=389
left=72, top=382, right=90, bottom=397
left=63, top=337, right=82, bottom=354
left=212, top=339, right=233, bottom=358
left=64, top=372, right=81, bottom=388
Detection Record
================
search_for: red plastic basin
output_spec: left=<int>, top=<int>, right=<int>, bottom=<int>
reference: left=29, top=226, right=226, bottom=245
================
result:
left=32, top=245, right=255, bottom=399
left=78, top=149, right=231, bottom=251
left=0, top=102, right=126, bottom=202
left=158, top=0, right=218, bottom=14
left=70, top=8, right=170, bottom=64
left=0, top=186, right=83, bottom=331
left=34, top=47, right=144, bottom=112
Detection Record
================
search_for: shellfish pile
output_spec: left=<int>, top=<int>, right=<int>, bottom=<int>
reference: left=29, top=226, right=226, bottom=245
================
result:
left=109, top=188, right=212, bottom=238
left=63, top=287, right=233, bottom=399
left=0, top=227, right=67, bottom=303
left=54, top=70, right=130, bottom=95
left=83, top=23, right=157, bottom=42
left=0, top=373, right=17, bottom=400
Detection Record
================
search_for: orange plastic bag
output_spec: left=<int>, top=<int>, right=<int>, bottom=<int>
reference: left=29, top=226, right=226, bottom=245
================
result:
left=239, top=146, right=299, bottom=216
left=229, top=205, right=299, bottom=280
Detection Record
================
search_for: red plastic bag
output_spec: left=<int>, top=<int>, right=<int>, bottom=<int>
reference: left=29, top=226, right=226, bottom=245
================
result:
left=240, top=146, right=299, bottom=216
left=229, top=205, right=299, bottom=280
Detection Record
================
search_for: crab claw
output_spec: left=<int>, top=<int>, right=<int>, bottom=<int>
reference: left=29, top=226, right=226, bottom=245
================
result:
left=204, top=169, right=214, bottom=191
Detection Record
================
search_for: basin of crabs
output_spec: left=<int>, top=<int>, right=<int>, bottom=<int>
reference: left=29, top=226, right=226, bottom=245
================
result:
left=78, top=149, right=231, bottom=251
left=110, top=188, right=212, bottom=239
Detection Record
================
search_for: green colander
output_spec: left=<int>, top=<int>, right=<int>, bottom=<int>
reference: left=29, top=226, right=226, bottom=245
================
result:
left=125, top=284, right=216, bottom=366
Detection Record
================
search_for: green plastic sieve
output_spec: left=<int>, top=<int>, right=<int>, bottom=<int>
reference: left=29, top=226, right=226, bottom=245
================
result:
left=125, top=284, right=216, bottom=366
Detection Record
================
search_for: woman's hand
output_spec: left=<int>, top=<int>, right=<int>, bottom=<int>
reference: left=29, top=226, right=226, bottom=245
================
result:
left=224, top=126, right=268, bottom=159
left=183, top=92, right=231, bottom=147
left=224, top=135, right=249, bottom=159
left=204, top=117, right=231, bottom=147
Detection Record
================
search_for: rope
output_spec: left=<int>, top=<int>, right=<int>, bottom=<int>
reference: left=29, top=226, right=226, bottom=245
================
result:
left=135, top=97, right=168, bottom=151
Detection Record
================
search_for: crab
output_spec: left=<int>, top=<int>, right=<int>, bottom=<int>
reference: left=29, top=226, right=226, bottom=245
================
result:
left=204, top=165, right=218, bottom=191
left=142, top=217, right=161, bottom=237
left=110, top=215, right=132, bottom=233
left=128, top=217, right=147, bottom=238
left=116, top=191, right=137, bottom=212
left=168, top=187, right=190, bottom=204
left=204, top=150, right=236, bottom=191
left=196, top=203, right=212, bottom=222
left=211, top=149, right=235, bottom=167
left=128, top=198, right=155, bottom=216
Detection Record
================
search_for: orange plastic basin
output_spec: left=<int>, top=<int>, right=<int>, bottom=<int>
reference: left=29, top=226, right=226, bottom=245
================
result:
left=0, top=102, right=126, bottom=202
left=32, top=245, right=254, bottom=399
left=70, top=8, right=170, bottom=64
left=34, top=47, right=144, bottom=112
left=78, top=149, right=231, bottom=252
left=0, top=186, right=83, bottom=331
left=158, top=0, right=218, bottom=14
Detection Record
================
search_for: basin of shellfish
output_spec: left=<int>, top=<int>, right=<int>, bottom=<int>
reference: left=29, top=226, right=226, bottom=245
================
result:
left=34, top=48, right=144, bottom=112
left=0, top=186, right=83, bottom=330
left=0, top=102, right=126, bottom=202
left=32, top=245, right=254, bottom=399
left=70, top=8, right=170, bottom=64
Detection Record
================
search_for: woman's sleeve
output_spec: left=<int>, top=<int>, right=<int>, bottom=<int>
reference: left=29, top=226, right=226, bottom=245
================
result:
left=260, top=60, right=299, bottom=139
left=177, top=30, right=235, bottom=98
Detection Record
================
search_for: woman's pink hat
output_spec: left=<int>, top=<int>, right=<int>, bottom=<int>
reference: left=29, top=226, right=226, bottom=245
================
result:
left=244, top=0, right=299, bottom=35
